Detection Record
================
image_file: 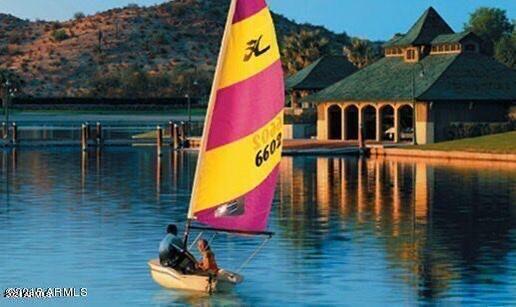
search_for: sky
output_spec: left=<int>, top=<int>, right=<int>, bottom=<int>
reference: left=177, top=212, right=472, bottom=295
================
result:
left=0, top=0, right=514, bottom=41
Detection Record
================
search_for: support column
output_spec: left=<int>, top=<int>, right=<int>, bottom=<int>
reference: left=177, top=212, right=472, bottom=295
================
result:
left=375, top=107, right=381, bottom=142
left=291, top=92, right=298, bottom=108
left=394, top=106, right=400, bottom=143
left=413, top=102, right=417, bottom=145
left=341, top=104, right=346, bottom=141
left=358, top=106, right=364, bottom=147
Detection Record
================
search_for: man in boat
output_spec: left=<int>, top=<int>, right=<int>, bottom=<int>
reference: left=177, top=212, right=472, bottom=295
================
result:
left=158, top=224, right=197, bottom=274
left=158, top=224, right=185, bottom=268
left=195, top=239, right=219, bottom=275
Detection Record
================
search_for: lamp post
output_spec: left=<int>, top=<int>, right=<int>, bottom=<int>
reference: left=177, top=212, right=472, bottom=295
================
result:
left=185, top=79, right=198, bottom=136
left=411, top=62, right=425, bottom=145
left=2, top=80, right=17, bottom=140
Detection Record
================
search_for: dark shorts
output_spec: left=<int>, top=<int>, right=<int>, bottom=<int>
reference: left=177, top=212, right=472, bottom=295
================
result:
left=160, top=250, right=197, bottom=274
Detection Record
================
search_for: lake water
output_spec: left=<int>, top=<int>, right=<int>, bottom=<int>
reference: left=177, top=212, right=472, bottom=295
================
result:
left=0, top=148, right=514, bottom=306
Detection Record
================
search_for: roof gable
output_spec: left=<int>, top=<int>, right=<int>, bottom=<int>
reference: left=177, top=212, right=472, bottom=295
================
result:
left=385, top=7, right=454, bottom=47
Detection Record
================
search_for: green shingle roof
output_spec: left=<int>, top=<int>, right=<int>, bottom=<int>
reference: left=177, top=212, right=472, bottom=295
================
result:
left=285, top=56, right=357, bottom=91
left=305, top=53, right=516, bottom=102
left=430, top=31, right=477, bottom=44
left=384, top=7, right=454, bottom=47
left=419, top=53, right=516, bottom=101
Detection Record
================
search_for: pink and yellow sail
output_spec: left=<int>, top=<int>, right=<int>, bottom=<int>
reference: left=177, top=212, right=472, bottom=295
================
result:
left=187, top=0, right=284, bottom=232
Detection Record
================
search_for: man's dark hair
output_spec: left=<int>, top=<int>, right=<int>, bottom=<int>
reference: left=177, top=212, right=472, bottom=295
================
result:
left=166, top=224, right=177, bottom=235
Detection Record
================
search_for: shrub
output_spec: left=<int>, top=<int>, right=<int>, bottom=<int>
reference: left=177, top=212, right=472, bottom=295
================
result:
left=8, top=32, right=23, bottom=44
left=0, top=46, right=8, bottom=56
left=446, top=122, right=512, bottom=140
left=51, top=29, right=69, bottom=42
left=51, top=22, right=62, bottom=30
left=172, top=3, right=188, bottom=17
left=154, top=32, right=169, bottom=45
left=74, top=12, right=86, bottom=20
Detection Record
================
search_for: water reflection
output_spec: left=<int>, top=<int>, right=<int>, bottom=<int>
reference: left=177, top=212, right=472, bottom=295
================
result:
left=278, top=156, right=515, bottom=302
left=0, top=149, right=514, bottom=305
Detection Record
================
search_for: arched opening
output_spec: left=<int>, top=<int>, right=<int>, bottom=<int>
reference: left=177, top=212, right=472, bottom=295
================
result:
left=327, top=105, right=342, bottom=140
left=398, top=105, right=414, bottom=142
left=380, top=105, right=395, bottom=141
left=362, top=105, right=377, bottom=141
left=344, top=105, right=359, bottom=140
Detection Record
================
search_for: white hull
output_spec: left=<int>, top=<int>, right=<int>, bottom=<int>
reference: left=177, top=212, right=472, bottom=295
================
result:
left=148, top=259, right=243, bottom=294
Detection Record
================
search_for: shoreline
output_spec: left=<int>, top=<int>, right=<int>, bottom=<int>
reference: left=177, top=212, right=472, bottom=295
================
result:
left=370, top=147, right=516, bottom=163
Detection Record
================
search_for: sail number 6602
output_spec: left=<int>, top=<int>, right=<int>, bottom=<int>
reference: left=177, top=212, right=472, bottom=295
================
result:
left=255, top=133, right=282, bottom=167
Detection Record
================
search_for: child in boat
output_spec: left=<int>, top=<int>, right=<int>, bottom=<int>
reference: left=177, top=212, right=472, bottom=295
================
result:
left=196, top=239, right=219, bottom=274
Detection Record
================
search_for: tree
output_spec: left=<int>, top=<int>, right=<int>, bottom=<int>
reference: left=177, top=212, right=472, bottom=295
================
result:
left=74, top=12, right=85, bottom=20
left=464, top=7, right=513, bottom=55
left=494, top=32, right=516, bottom=68
left=0, top=69, right=23, bottom=93
left=120, top=66, right=149, bottom=97
left=344, top=38, right=381, bottom=69
left=281, top=30, right=330, bottom=75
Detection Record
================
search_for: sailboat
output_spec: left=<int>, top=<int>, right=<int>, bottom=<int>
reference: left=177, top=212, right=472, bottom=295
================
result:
left=148, top=0, right=284, bottom=294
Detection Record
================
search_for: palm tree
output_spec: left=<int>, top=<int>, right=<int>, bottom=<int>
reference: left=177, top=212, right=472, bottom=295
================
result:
left=281, top=30, right=329, bottom=74
left=344, top=38, right=379, bottom=69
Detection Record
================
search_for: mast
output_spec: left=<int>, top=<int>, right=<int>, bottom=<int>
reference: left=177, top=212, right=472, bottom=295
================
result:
left=184, top=0, right=238, bottom=247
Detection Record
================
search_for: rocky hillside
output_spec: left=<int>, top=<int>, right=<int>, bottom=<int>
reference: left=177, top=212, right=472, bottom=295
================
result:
left=0, top=0, right=349, bottom=98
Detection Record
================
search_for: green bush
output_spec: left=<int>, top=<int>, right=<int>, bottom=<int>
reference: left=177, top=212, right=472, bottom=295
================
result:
left=74, top=12, right=85, bottom=20
left=51, top=29, right=69, bottom=42
left=446, top=122, right=512, bottom=140
left=153, top=32, right=169, bottom=45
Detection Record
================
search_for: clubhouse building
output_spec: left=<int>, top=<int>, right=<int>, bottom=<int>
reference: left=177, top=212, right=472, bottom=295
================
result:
left=305, top=7, right=516, bottom=144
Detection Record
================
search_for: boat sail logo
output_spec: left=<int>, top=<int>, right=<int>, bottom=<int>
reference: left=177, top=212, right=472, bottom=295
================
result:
left=214, top=198, right=246, bottom=217
left=244, top=35, right=271, bottom=62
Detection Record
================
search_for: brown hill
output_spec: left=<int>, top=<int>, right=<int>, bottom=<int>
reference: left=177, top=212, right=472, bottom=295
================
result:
left=0, top=0, right=349, bottom=98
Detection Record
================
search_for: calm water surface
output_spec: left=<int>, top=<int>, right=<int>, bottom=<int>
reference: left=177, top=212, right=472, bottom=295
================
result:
left=0, top=148, right=514, bottom=306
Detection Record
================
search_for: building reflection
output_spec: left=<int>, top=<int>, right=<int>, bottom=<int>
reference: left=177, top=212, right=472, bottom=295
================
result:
left=278, top=156, right=515, bottom=300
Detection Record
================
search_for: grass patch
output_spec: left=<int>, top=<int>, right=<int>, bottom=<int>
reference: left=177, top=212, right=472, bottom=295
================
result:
left=407, top=131, right=516, bottom=154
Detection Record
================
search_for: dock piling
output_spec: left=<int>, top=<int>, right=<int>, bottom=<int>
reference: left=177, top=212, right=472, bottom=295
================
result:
left=81, top=124, right=88, bottom=151
left=85, top=122, right=91, bottom=140
left=179, top=121, right=188, bottom=148
left=96, top=122, right=102, bottom=146
left=1, top=122, right=6, bottom=139
left=173, top=124, right=180, bottom=150
left=157, top=125, right=163, bottom=156
left=11, top=122, right=17, bottom=145
left=168, top=121, right=174, bottom=147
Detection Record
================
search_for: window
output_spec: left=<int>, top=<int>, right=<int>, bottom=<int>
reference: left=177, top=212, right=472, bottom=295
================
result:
left=406, top=49, right=415, bottom=60
left=444, top=44, right=450, bottom=51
